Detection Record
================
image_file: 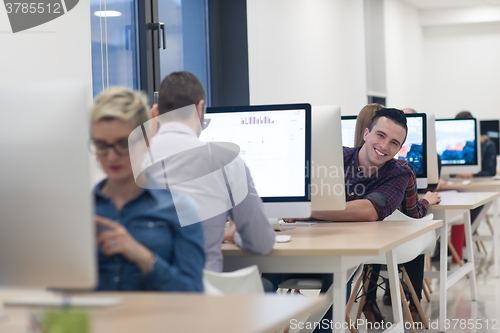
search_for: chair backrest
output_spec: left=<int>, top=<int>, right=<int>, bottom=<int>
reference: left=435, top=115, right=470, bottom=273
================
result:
left=365, top=210, right=437, bottom=264
left=203, top=265, right=264, bottom=295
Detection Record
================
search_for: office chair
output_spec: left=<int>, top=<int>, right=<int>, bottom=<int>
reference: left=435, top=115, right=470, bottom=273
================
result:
left=350, top=211, right=436, bottom=332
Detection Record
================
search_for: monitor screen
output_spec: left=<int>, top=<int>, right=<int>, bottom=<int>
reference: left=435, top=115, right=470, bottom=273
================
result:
left=341, top=113, right=428, bottom=188
left=341, top=116, right=357, bottom=148
left=200, top=104, right=311, bottom=218
left=436, top=118, right=479, bottom=167
left=395, top=114, right=427, bottom=180
left=480, top=120, right=500, bottom=156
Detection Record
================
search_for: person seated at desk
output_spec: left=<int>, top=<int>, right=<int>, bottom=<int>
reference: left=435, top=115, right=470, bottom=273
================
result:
left=454, top=111, right=497, bottom=179
left=266, top=108, right=413, bottom=332
left=91, top=87, right=205, bottom=291
left=450, top=111, right=498, bottom=263
left=146, top=71, right=275, bottom=273
left=353, top=106, right=441, bottom=322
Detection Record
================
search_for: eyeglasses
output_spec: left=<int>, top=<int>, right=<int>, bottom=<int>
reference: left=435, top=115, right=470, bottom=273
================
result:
left=89, top=139, right=130, bottom=157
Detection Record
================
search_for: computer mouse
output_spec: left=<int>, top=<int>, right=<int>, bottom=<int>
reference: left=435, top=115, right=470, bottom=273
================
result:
left=275, top=235, right=292, bottom=243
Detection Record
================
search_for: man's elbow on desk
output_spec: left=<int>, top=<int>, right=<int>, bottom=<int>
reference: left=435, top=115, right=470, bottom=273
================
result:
left=234, top=232, right=275, bottom=255
left=311, top=200, right=379, bottom=222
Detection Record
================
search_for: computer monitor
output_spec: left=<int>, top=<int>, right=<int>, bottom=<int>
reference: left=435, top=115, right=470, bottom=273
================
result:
left=480, top=120, right=500, bottom=156
left=436, top=118, right=481, bottom=175
left=394, top=113, right=428, bottom=189
left=311, top=105, right=345, bottom=211
left=342, top=113, right=430, bottom=189
left=200, top=104, right=312, bottom=219
left=0, top=83, right=97, bottom=315
left=426, top=114, right=440, bottom=185
left=341, top=115, right=357, bottom=148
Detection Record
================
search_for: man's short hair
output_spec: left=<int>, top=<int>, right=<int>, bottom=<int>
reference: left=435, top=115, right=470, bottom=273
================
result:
left=455, top=111, right=473, bottom=119
left=368, top=108, right=408, bottom=143
left=158, top=71, right=206, bottom=116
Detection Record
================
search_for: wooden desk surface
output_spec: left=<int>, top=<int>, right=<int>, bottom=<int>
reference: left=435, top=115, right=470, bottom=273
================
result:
left=222, top=220, right=442, bottom=257
left=441, top=177, right=500, bottom=190
left=428, top=191, right=500, bottom=210
left=0, top=289, right=325, bottom=333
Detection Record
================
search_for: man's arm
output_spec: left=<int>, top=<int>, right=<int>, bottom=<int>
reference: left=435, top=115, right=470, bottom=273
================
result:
left=230, top=164, right=275, bottom=255
left=311, top=199, right=378, bottom=222
left=308, top=164, right=411, bottom=222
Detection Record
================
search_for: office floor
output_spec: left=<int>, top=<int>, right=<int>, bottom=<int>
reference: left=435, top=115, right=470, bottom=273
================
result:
left=296, top=222, right=500, bottom=332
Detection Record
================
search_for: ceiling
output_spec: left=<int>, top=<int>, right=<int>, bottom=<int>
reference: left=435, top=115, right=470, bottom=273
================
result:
left=402, top=0, right=500, bottom=9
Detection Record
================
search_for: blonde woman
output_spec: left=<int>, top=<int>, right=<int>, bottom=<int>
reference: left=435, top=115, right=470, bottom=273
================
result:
left=90, top=87, right=204, bottom=291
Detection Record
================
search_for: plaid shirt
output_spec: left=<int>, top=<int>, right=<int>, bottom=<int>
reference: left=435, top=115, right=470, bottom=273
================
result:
left=397, top=160, right=430, bottom=218
left=343, top=147, right=412, bottom=221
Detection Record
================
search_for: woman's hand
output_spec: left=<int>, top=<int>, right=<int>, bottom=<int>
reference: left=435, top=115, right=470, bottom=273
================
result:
left=95, top=215, right=154, bottom=274
left=422, top=191, right=441, bottom=205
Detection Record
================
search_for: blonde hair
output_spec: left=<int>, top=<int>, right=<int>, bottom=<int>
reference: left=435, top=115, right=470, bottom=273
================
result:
left=354, top=103, right=385, bottom=147
left=90, top=87, right=150, bottom=128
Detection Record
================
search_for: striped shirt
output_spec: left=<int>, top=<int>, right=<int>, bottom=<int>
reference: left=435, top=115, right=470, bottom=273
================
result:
left=397, top=160, right=430, bottom=218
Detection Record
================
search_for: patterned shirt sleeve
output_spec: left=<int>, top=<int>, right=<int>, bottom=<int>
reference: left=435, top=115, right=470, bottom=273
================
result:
left=399, top=170, right=430, bottom=218
left=364, top=165, right=411, bottom=220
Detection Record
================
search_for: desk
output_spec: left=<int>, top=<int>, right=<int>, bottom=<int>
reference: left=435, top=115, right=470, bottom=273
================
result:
left=0, top=288, right=325, bottom=333
left=223, top=220, right=443, bottom=333
left=441, top=177, right=500, bottom=191
left=427, top=191, right=500, bottom=331
left=440, top=179, right=500, bottom=277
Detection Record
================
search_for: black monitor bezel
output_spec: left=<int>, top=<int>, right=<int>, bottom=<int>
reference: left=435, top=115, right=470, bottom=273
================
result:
left=205, top=103, right=312, bottom=203
left=340, top=115, right=358, bottom=147
left=341, top=114, right=428, bottom=179
left=403, top=113, right=428, bottom=179
left=480, top=119, right=500, bottom=156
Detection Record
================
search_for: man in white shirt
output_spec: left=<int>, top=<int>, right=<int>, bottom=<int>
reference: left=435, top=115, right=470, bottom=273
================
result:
left=146, top=71, right=275, bottom=272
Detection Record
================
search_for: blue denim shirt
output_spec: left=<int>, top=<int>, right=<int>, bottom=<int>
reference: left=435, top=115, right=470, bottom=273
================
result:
left=94, top=179, right=205, bottom=292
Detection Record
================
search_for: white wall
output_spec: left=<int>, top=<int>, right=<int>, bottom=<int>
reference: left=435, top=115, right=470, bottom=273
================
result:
left=384, top=0, right=425, bottom=111
left=246, top=0, right=367, bottom=115
left=365, top=0, right=387, bottom=98
left=422, top=21, right=500, bottom=119
left=0, top=2, right=92, bottom=88
left=0, top=2, right=98, bottom=184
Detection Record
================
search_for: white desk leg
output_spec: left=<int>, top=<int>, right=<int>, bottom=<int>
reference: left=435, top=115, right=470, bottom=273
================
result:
left=333, top=270, right=347, bottom=333
left=494, top=198, right=499, bottom=278
left=439, top=219, right=448, bottom=332
left=464, top=211, right=478, bottom=301
left=386, top=249, right=403, bottom=331
left=470, top=301, right=478, bottom=333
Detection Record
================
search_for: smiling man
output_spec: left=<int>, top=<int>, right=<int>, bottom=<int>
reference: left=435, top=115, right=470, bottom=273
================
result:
left=306, top=107, right=411, bottom=222
left=272, top=108, right=412, bottom=333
